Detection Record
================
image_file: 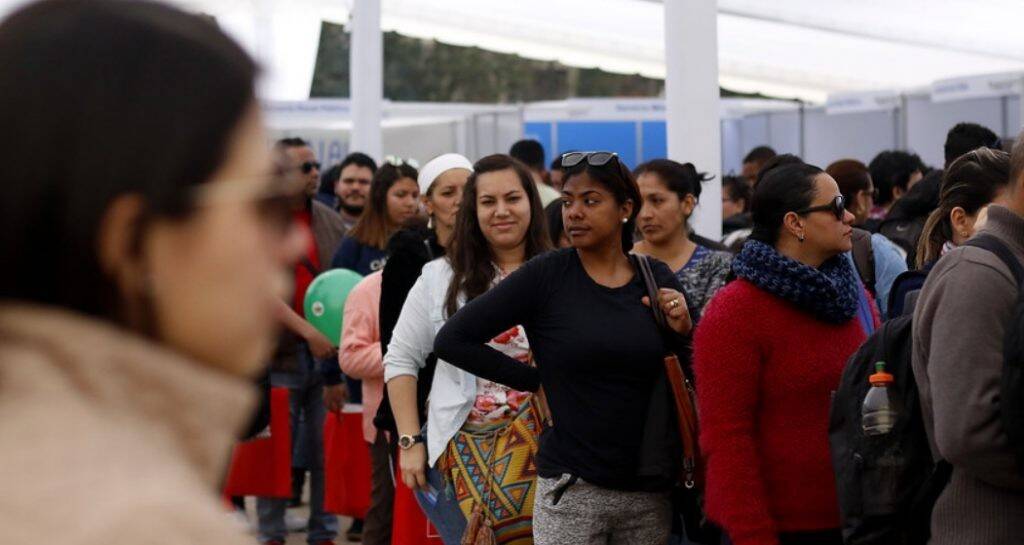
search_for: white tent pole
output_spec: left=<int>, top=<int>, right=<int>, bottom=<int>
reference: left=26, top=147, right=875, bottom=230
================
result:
left=351, top=0, right=383, bottom=161
left=664, top=0, right=722, bottom=240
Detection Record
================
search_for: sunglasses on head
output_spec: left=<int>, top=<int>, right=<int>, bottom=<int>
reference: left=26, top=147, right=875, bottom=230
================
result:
left=560, top=151, right=619, bottom=169
left=384, top=155, right=420, bottom=169
left=300, top=161, right=321, bottom=174
left=795, top=195, right=846, bottom=221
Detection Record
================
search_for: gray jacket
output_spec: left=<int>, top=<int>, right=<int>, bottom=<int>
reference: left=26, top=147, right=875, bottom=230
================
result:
left=912, top=205, right=1024, bottom=544
left=310, top=199, right=345, bottom=269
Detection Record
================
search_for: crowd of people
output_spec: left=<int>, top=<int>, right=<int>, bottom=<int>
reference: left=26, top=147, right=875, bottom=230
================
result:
left=1, top=2, right=1023, bottom=545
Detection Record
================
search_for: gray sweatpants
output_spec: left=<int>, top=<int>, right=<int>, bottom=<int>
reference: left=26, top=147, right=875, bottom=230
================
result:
left=533, top=474, right=672, bottom=545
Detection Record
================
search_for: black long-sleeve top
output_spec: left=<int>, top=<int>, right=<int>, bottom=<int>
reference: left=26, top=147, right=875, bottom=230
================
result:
left=434, top=248, right=689, bottom=491
left=373, top=224, right=444, bottom=435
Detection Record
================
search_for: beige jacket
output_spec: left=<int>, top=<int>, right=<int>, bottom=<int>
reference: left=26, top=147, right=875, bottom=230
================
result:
left=0, top=305, right=257, bottom=545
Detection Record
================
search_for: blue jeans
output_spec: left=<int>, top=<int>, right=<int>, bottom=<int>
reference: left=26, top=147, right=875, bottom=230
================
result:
left=259, top=346, right=339, bottom=544
left=414, top=466, right=466, bottom=545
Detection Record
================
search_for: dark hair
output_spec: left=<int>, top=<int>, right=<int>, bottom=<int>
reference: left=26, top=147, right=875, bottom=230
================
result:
left=0, top=0, right=257, bottom=322
left=544, top=200, right=565, bottom=247
left=722, top=175, right=752, bottom=212
left=826, top=159, right=872, bottom=203
left=549, top=156, right=564, bottom=172
left=562, top=154, right=641, bottom=253
left=743, top=146, right=777, bottom=165
left=754, top=153, right=804, bottom=186
left=917, top=148, right=1010, bottom=267
left=749, top=158, right=824, bottom=245
left=509, top=139, right=546, bottom=171
left=318, top=163, right=342, bottom=196
left=633, top=159, right=712, bottom=231
left=340, top=152, right=378, bottom=173
left=276, top=137, right=309, bottom=149
left=320, top=152, right=378, bottom=196
left=634, top=159, right=713, bottom=201
left=868, top=150, right=925, bottom=206
left=348, top=161, right=419, bottom=249
left=945, top=122, right=1000, bottom=167
left=444, top=155, right=551, bottom=317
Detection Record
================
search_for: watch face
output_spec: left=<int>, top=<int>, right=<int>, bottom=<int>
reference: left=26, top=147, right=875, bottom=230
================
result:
left=399, top=436, right=412, bottom=448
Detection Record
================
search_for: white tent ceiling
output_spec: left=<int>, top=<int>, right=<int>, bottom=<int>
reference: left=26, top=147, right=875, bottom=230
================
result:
left=3, top=0, right=1024, bottom=103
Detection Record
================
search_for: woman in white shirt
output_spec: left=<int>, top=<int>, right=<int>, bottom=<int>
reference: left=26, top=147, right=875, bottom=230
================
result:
left=384, top=154, right=550, bottom=544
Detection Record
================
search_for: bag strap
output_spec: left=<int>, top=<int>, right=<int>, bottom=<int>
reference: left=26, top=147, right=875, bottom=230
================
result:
left=300, top=256, right=320, bottom=277
left=965, top=234, right=1024, bottom=288
left=851, top=228, right=877, bottom=295
left=631, top=254, right=669, bottom=332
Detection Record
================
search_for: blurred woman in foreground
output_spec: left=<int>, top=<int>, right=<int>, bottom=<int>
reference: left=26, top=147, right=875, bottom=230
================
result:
left=0, top=1, right=304, bottom=543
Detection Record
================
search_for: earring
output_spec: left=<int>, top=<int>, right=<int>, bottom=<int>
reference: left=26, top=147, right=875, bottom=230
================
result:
left=622, top=218, right=628, bottom=224
left=427, top=215, right=434, bottom=229
left=798, top=234, right=805, bottom=243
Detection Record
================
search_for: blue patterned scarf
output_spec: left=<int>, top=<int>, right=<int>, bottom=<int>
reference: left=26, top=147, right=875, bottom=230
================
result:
left=732, top=240, right=860, bottom=324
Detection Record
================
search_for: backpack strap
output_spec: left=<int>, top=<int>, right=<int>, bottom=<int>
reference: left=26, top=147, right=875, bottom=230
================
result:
left=964, top=234, right=1024, bottom=288
left=851, top=228, right=877, bottom=296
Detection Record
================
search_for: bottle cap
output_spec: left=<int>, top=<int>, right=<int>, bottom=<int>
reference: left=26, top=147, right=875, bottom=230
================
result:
left=869, top=361, right=894, bottom=385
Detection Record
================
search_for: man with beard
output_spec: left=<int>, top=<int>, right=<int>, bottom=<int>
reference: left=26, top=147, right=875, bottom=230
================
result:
left=333, top=152, right=377, bottom=231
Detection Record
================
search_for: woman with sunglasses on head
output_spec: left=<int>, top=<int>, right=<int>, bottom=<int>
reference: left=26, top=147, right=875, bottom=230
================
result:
left=632, top=159, right=732, bottom=315
left=434, top=151, right=692, bottom=545
left=0, top=1, right=309, bottom=544
left=825, top=159, right=907, bottom=319
left=384, top=154, right=550, bottom=544
left=693, top=160, right=876, bottom=545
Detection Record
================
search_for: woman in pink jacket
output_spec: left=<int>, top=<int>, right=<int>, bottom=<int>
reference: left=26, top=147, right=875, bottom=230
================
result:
left=338, top=271, right=388, bottom=544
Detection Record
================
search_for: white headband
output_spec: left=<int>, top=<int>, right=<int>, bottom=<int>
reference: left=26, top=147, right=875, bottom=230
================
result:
left=417, top=153, right=473, bottom=195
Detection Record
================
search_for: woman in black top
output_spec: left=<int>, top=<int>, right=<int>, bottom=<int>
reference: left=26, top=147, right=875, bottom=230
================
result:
left=434, top=151, right=692, bottom=545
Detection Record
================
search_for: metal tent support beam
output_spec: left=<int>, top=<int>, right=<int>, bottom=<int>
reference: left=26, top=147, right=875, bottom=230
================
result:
left=351, top=0, right=383, bottom=161
left=664, top=0, right=722, bottom=240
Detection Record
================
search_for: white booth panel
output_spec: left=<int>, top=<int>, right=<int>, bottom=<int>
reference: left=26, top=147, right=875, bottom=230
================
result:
left=739, top=114, right=771, bottom=158
left=720, top=118, right=744, bottom=175
left=803, top=109, right=898, bottom=167
left=767, top=110, right=803, bottom=157
left=1006, top=96, right=1021, bottom=139
left=905, top=95, right=1004, bottom=168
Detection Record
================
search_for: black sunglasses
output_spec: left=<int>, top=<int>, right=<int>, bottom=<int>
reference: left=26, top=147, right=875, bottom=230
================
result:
left=795, top=195, right=846, bottom=221
left=560, top=151, right=619, bottom=169
left=300, top=161, right=321, bottom=174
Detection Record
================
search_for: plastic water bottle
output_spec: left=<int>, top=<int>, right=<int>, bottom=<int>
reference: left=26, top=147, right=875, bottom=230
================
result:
left=862, top=362, right=899, bottom=436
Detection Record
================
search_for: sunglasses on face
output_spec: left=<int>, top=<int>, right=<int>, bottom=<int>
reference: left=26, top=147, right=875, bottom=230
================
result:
left=192, top=167, right=307, bottom=235
left=795, top=195, right=846, bottom=221
left=300, top=161, right=321, bottom=174
left=560, top=151, right=619, bottom=169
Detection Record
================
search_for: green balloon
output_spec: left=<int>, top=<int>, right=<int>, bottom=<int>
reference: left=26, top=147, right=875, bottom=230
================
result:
left=304, top=268, right=364, bottom=346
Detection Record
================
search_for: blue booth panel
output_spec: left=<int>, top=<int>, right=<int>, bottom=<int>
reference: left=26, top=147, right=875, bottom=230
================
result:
left=524, top=122, right=554, bottom=165
left=641, top=121, right=667, bottom=162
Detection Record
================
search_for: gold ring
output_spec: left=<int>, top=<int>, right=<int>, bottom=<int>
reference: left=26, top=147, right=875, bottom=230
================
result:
left=669, top=299, right=680, bottom=309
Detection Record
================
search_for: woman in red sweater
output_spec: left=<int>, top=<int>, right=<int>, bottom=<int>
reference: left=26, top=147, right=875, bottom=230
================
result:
left=694, top=157, right=872, bottom=545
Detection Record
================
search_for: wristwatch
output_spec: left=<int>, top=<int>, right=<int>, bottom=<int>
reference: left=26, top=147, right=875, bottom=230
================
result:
left=398, top=433, right=424, bottom=450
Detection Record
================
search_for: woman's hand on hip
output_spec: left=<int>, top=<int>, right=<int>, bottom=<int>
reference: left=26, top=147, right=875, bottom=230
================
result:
left=643, top=288, right=693, bottom=335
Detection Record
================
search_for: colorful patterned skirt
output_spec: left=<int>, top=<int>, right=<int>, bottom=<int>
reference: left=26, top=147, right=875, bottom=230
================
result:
left=438, top=396, right=545, bottom=545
